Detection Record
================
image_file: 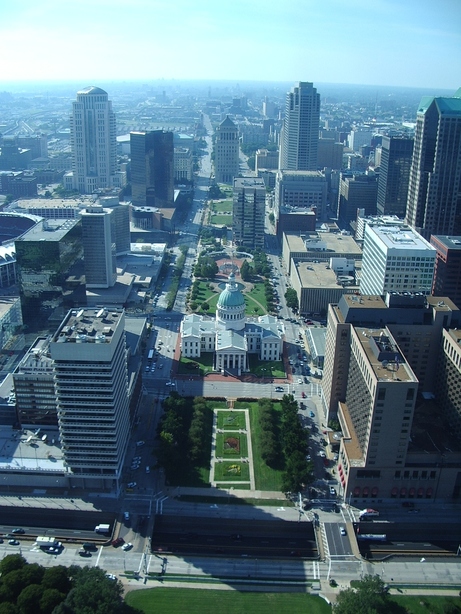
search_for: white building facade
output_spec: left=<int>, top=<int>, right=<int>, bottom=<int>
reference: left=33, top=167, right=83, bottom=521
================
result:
left=180, top=273, right=284, bottom=375
left=360, top=223, right=436, bottom=296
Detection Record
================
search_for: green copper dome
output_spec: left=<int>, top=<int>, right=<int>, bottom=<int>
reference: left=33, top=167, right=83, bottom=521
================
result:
left=217, top=273, right=245, bottom=308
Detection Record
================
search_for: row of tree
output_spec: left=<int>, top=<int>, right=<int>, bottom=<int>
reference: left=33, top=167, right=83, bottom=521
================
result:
left=0, top=554, right=138, bottom=614
left=279, top=394, right=313, bottom=493
left=165, top=245, right=188, bottom=310
left=257, top=398, right=280, bottom=467
left=157, top=393, right=211, bottom=483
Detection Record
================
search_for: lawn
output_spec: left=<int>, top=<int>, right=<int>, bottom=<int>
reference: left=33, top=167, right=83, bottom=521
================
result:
left=391, top=595, right=461, bottom=613
left=178, top=354, right=215, bottom=376
left=217, top=410, right=246, bottom=430
left=211, top=199, right=233, bottom=213
left=126, top=589, right=331, bottom=614
left=213, top=461, right=250, bottom=482
left=248, top=355, right=286, bottom=378
left=210, top=214, right=232, bottom=226
left=234, top=400, right=284, bottom=491
left=215, top=432, right=248, bottom=457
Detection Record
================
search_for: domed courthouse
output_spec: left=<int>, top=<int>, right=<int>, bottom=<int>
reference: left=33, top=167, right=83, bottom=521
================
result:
left=180, top=273, right=284, bottom=375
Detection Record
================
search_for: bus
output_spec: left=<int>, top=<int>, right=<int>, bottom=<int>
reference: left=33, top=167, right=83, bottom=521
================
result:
left=147, top=349, right=154, bottom=361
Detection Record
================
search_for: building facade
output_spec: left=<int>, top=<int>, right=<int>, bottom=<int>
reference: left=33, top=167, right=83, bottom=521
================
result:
left=50, top=308, right=131, bottom=491
left=233, top=177, right=266, bottom=250
left=131, top=130, right=174, bottom=208
left=405, top=89, right=461, bottom=238
left=430, top=235, right=461, bottom=310
left=180, top=273, right=284, bottom=374
left=69, top=86, right=118, bottom=194
left=337, top=172, right=378, bottom=230
left=360, top=223, right=436, bottom=296
left=321, top=293, right=461, bottom=502
left=279, top=82, right=320, bottom=171
left=14, top=219, right=86, bottom=325
left=81, top=206, right=117, bottom=289
left=377, top=136, right=414, bottom=217
left=214, top=116, right=240, bottom=184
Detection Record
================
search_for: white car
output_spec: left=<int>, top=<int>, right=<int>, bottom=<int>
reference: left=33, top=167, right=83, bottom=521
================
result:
left=297, top=378, right=303, bottom=384
left=124, top=511, right=130, bottom=521
left=136, top=440, right=145, bottom=447
left=319, top=451, right=326, bottom=458
left=122, top=542, right=133, bottom=551
left=127, top=482, right=137, bottom=489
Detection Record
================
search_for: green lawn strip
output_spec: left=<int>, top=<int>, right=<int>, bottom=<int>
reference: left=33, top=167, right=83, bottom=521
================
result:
left=234, top=401, right=284, bottom=491
left=211, top=200, right=233, bottom=213
left=178, top=354, right=215, bottom=376
left=126, top=588, right=330, bottom=614
left=213, top=461, right=250, bottom=482
left=210, top=214, right=232, bottom=226
left=248, top=355, right=286, bottom=378
left=215, top=432, right=248, bottom=457
left=217, top=410, right=247, bottom=430
left=391, top=595, right=461, bottom=613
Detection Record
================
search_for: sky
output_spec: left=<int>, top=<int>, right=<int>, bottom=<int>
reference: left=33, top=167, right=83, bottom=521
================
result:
left=0, top=0, right=460, bottom=89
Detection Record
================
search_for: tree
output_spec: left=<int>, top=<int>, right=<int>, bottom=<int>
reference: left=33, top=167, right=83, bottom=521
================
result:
left=284, top=288, right=299, bottom=311
left=240, top=260, right=251, bottom=281
left=41, top=565, right=72, bottom=593
left=0, top=555, right=26, bottom=576
left=16, top=585, right=43, bottom=614
left=201, top=302, right=209, bottom=312
left=40, top=588, right=67, bottom=613
left=333, top=575, right=401, bottom=614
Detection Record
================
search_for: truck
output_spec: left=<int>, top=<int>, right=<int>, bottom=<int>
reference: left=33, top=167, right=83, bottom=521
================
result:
left=36, top=536, right=59, bottom=548
left=94, top=524, right=111, bottom=534
left=358, top=508, right=379, bottom=520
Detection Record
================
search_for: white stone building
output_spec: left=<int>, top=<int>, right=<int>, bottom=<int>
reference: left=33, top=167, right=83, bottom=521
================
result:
left=180, top=273, right=284, bottom=375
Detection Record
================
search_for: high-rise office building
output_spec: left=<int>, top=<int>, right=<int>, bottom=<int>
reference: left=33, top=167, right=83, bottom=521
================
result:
left=321, top=293, right=461, bottom=501
left=233, top=177, right=266, bottom=249
left=430, top=235, right=461, bottom=309
left=81, top=206, right=116, bottom=288
left=15, top=219, right=86, bottom=325
left=360, top=222, right=436, bottom=296
left=337, top=172, right=378, bottom=229
left=214, top=117, right=240, bottom=184
left=279, top=82, right=320, bottom=171
left=405, top=89, right=461, bottom=238
left=377, top=136, right=414, bottom=217
left=69, top=86, right=118, bottom=194
left=50, top=308, right=130, bottom=491
left=130, top=131, right=174, bottom=208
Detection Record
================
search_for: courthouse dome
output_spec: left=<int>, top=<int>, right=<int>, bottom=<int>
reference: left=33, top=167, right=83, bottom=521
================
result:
left=217, top=273, right=245, bottom=308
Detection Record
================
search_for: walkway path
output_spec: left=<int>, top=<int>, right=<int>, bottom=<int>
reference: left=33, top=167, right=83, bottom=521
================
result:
left=209, top=408, right=255, bottom=490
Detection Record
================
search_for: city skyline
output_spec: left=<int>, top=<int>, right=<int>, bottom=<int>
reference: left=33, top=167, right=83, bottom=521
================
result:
left=0, top=0, right=460, bottom=89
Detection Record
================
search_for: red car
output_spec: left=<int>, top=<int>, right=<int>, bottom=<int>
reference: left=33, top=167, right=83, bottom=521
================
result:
left=301, top=391, right=306, bottom=398
left=112, top=537, right=124, bottom=548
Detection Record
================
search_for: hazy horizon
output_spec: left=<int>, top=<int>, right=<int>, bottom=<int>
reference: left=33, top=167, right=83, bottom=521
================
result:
left=1, top=0, right=459, bottom=90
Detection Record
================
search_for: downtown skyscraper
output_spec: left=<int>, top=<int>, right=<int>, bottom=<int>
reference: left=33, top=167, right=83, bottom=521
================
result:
left=405, top=88, right=461, bottom=238
left=130, top=130, right=174, bottom=208
left=279, top=82, right=320, bottom=171
left=69, top=86, right=118, bottom=194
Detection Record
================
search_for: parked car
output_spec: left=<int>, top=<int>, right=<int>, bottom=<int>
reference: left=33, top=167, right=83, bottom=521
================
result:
left=301, top=391, right=306, bottom=398
left=309, top=411, right=315, bottom=417
left=329, top=487, right=336, bottom=496
left=124, top=511, right=130, bottom=521
left=79, top=549, right=92, bottom=557
left=122, top=542, right=133, bottom=551
left=136, top=441, right=145, bottom=447
left=127, top=482, right=137, bottom=488
left=112, top=537, right=124, bottom=548
left=8, top=539, right=19, bottom=546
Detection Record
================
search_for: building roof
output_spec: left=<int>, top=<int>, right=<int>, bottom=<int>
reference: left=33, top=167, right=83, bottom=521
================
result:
left=77, top=86, right=108, bottom=96
left=217, top=273, right=245, bottom=308
left=219, top=116, right=236, bottom=128
left=216, top=329, right=247, bottom=351
left=431, top=236, right=461, bottom=251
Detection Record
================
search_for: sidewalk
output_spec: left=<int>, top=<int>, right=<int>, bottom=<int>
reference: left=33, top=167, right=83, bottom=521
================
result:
left=167, top=485, right=287, bottom=501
